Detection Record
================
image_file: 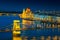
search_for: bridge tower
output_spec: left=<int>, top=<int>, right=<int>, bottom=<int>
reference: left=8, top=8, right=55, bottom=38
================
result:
left=13, top=20, right=22, bottom=40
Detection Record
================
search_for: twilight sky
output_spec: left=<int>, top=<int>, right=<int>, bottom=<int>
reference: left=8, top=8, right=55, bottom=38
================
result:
left=0, top=0, right=60, bottom=11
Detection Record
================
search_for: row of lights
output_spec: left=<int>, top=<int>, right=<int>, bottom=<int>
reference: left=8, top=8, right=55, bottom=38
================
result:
left=0, top=23, right=60, bottom=32
left=21, top=36, right=60, bottom=40
left=21, top=23, right=60, bottom=29
left=0, top=13, right=17, bottom=16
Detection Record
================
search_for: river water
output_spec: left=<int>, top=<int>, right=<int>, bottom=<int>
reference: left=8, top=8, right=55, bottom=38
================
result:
left=0, top=28, right=60, bottom=40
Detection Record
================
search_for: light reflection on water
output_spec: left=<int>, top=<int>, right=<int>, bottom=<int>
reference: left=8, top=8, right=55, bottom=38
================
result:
left=0, top=28, right=60, bottom=40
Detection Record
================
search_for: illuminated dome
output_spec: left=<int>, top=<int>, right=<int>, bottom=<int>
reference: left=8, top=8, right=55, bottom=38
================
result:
left=26, top=8, right=31, bottom=12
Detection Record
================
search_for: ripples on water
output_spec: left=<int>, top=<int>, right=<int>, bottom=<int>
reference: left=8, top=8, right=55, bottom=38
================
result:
left=0, top=28, right=60, bottom=40
left=0, top=32, right=12, bottom=40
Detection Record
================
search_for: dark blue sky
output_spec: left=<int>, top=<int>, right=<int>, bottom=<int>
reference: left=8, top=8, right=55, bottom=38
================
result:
left=0, top=0, right=60, bottom=11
